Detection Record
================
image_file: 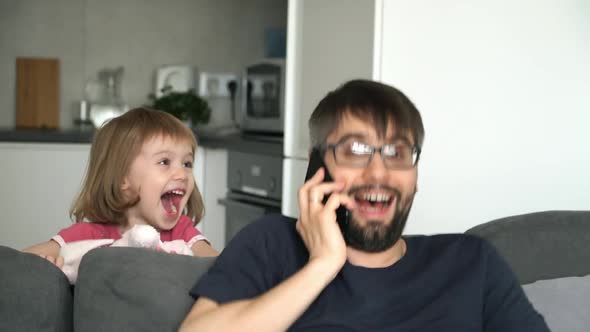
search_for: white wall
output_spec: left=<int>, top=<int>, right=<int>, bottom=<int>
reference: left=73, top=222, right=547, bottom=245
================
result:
left=378, top=0, right=590, bottom=234
left=0, top=0, right=287, bottom=128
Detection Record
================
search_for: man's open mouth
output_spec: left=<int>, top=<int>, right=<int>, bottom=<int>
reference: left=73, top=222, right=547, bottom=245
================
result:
left=350, top=186, right=398, bottom=215
left=161, top=189, right=185, bottom=215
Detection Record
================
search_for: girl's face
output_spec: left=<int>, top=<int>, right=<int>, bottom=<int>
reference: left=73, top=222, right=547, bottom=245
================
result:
left=121, top=135, right=196, bottom=231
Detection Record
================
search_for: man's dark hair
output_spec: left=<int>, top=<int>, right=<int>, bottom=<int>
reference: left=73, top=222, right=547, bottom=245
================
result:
left=309, top=79, right=424, bottom=149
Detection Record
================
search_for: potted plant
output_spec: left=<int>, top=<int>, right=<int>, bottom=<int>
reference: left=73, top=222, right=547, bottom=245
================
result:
left=148, top=86, right=211, bottom=126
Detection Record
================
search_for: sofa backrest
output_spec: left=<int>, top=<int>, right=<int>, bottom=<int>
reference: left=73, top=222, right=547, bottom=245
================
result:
left=0, top=246, right=73, bottom=332
left=74, top=247, right=215, bottom=332
left=465, top=210, right=590, bottom=284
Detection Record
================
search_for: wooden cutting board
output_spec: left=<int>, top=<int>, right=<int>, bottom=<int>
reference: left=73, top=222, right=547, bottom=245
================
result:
left=16, top=57, right=60, bottom=129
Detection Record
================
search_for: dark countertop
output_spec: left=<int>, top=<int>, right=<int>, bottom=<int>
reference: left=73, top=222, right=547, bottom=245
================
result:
left=0, top=127, right=95, bottom=144
left=0, top=127, right=284, bottom=156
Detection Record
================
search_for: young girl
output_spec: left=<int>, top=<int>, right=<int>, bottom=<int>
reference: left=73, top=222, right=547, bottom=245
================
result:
left=24, top=107, right=218, bottom=268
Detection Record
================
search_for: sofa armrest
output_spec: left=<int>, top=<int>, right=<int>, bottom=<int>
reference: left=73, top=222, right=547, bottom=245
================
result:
left=74, top=247, right=215, bottom=332
left=0, top=245, right=73, bottom=332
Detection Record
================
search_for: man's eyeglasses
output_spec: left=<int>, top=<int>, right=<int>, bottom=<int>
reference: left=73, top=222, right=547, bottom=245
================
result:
left=322, top=138, right=420, bottom=170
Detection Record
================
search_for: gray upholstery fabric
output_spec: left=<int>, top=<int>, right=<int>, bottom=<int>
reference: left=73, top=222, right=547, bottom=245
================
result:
left=74, top=247, right=215, bottom=332
left=465, top=210, right=590, bottom=284
left=0, top=245, right=73, bottom=332
left=523, top=274, right=590, bottom=332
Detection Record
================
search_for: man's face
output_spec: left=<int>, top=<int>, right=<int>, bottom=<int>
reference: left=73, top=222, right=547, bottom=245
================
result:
left=324, top=112, right=418, bottom=252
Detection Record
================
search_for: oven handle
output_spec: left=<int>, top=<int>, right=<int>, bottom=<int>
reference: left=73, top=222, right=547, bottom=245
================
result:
left=218, top=198, right=271, bottom=213
left=222, top=191, right=282, bottom=208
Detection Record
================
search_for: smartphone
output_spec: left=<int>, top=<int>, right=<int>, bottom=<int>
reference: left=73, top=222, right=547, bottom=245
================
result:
left=304, top=148, right=350, bottom=233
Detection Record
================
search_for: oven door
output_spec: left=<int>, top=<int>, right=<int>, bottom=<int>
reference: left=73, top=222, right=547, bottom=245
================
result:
left=219, top=192, right=281, bottom=245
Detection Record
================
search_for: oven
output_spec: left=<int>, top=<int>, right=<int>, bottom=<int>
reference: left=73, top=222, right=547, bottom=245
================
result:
left=239, top=59, right=285, bottom=134
left=220, top=143, right=283, bottom=245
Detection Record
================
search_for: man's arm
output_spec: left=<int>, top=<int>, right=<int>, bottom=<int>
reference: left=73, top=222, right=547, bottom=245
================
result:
left=180, top=168, right=354, bottom=332
left=179, top=256, right=341, bottom=332
left=481, top=239, right=550, bottom=332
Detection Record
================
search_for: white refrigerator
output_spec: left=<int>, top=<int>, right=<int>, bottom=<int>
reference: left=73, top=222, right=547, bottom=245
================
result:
left=281, top=0, right=377, bottom=218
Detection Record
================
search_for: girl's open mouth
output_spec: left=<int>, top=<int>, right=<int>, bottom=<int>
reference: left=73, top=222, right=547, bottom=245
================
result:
left=161, top=189, right=185, bottom=216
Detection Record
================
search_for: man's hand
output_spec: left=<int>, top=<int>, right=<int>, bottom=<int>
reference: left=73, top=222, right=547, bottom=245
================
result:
left=296, top=167, right=355, bottom=274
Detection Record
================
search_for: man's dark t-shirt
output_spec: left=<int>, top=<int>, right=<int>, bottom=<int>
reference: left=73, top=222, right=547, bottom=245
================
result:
left=191, top=214, right=549, bottom=331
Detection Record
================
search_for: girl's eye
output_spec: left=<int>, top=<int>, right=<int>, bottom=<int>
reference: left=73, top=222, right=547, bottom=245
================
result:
left=183, top=161, right=193, bottom=168
left=158, top=159, right=170, bottom=166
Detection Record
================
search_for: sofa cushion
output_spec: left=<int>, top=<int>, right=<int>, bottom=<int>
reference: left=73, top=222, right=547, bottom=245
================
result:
left=465, top=210, right=590, bottom=284
left=74, top=247, right=215, bottom=332
left=0, top=245, right=73, bottom=332
left=523, top=274, right=590, bottom=332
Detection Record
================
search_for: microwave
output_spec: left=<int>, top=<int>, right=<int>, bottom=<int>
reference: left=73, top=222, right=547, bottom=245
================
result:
left=239, top=59, right=285, bottom=134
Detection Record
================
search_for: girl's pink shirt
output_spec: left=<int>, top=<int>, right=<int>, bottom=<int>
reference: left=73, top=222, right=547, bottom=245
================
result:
left=51, top=215, right=206, bottom=247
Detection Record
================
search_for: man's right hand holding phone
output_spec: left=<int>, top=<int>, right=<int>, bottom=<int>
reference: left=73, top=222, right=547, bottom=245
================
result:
left=296, top=167, right=356, bottom=279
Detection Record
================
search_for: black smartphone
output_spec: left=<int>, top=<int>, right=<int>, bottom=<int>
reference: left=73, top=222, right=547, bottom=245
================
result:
left=305, top=148, right=350, bottom=233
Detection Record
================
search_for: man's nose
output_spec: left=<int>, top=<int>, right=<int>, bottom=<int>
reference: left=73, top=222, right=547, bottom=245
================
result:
left=364, top=152, right=387, bottom=180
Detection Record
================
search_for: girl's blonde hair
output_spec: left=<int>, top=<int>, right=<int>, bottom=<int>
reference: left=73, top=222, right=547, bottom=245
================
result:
left=70, top=107, right=204, bottom=226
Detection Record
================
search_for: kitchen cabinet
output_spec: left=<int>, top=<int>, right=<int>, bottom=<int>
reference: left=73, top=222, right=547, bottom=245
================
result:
left=0, top=142, right=227, bottom=251
left=194, top=147, right=228, bottom=251
left=0, top=143, right=91, bottom=249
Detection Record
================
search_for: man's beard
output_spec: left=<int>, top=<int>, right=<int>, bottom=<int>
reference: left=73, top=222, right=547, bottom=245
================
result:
left=341, top=187, right=415, bottom=253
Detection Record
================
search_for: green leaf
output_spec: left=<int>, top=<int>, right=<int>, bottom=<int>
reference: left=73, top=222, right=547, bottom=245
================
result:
left=150, top=89, right=211, bottom=125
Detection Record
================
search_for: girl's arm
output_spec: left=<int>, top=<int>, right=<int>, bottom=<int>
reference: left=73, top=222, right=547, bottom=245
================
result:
left=190, top=240, right=219, bottom=257
left=23, top=240, right=64, bottom=268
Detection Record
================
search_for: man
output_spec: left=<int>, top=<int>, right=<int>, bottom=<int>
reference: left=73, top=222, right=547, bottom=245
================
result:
left=180, top=80, right=549, bottom=331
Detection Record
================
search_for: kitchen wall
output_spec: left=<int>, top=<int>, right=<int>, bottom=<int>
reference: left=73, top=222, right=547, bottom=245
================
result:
left=0, top=0, right=287, bottom=128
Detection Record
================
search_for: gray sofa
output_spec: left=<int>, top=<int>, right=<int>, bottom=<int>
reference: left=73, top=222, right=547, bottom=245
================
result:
left=0, top=246, right=215, bottom=332
left=1, top=210, right=588, bottom=331
left=466, top=210, right=590, bottom=332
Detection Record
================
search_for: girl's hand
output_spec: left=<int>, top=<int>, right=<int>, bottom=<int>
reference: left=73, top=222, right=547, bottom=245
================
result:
left=155, top=245, right=177, bottom=254
left=39, top=254, right=64, bottom=269
left=296, top=167, right=355, bottom=273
